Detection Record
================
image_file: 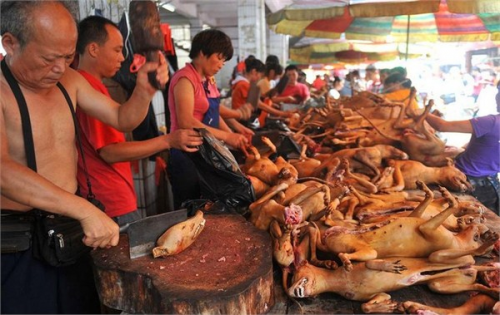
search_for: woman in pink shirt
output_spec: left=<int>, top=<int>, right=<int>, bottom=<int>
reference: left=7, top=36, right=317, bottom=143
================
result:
left=168, top=29, right=249, bottom=208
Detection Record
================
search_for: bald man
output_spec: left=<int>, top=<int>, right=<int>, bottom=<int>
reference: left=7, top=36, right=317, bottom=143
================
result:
left=1, top=1, right=169, bottom=313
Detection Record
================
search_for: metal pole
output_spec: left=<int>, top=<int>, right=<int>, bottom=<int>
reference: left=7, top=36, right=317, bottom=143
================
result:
left=405, top=14, right=410, bottom=63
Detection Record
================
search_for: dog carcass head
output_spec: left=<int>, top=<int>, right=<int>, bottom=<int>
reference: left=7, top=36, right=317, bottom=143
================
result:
left=287, top=262, right=320, bottom=298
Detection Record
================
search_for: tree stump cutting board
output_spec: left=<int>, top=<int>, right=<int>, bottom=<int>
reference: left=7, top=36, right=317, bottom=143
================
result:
left=91, top=214, right=274, bottom=314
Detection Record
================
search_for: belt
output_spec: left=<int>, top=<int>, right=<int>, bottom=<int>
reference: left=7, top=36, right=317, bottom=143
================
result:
left=467, top=175, right=499, bottom=187
left=1, top=209, right=35, bottom=219
left=1, top=210, right=34, bottom=253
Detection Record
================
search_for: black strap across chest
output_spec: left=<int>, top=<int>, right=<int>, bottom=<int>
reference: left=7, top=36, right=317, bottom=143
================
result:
left=1, top=59, right=95, bottom=198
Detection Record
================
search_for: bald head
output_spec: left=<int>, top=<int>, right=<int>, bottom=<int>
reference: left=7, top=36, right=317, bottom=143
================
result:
left=1, top=1, right=76, bottom=48
left=1, top=1, right=78, bottom=90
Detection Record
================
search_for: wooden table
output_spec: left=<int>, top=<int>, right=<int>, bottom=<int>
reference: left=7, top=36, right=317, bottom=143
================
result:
left=92, top=214, right=274, bottom=314
left=271, top=202, right=500, bottom=314
left=92, top=202, right=499, bottom=314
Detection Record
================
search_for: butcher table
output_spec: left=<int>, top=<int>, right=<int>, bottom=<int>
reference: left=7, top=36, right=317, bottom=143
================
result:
left=272, top=200, right=500, bottom=314
left=92, top=203, right=500, bottom=314
left=91, top=214, right=274, bottom=314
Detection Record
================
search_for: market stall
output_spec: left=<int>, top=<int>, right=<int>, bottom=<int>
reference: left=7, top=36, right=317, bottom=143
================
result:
left=92, top=89, right=500, bottom=313
left=91, top=196, right=500, bottom=314
left=89, top=1, right=499, bottom=314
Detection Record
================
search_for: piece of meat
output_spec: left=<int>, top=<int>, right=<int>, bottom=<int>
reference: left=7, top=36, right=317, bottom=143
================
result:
left=290, top=157, right=322, bottom=178
left=388, top=159, right=472, bottom=192
left=287, top=258, right=498, bottom=301
left=247, top=175, right=269, bottom=199
left=245, top=156, right=279, bottom=185
left=284, top=204, right=303, bottom=225
left=479, top=262, right=500, bottom=288
left=402, top=294, right=499, bottom=315
left=152, top=210, right=206, bottom=258
left=329, top=144, right=408, bottom=181
left=309, top=183, right=499, bottom=271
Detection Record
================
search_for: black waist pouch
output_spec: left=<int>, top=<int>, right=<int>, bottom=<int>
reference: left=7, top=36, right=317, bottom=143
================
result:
left=32, top=212, right=91, bottom=267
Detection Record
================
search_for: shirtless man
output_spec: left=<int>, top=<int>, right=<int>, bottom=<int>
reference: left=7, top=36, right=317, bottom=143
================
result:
left=1, top=1, right=169, bottom=313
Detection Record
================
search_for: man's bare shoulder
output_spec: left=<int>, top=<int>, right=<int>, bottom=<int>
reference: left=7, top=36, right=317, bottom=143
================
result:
left=0, top=71, right=15, bottom=110
left=59, top=66, right=85, bottom=91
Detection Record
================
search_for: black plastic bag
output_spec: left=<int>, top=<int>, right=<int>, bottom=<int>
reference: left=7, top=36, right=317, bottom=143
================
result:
left=252, top=130, right=302, bottom=159
left=186, top=129, right=255, bottom=213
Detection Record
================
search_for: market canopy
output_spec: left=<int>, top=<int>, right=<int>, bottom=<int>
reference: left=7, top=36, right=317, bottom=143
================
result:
left=289, top=36, right=499, bottom=64
left=268, top=0, right=500, bottom=42
left=267, top=0, right=500, bottom=21
left=289, top=37, right=431, bottom=64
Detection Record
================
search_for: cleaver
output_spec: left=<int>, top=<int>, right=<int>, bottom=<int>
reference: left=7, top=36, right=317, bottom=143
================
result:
left=119, top=209, right=187, bottom=259
left=129, top=0, right=165, bottom=90
left=246, top=81, right=261, bottom=110
left=263, top=74, right=289, bottom=99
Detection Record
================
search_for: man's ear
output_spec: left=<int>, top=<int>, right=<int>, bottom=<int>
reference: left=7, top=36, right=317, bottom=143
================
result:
left=87, top=42, right=99, bottom=58
left=1, top=33, right=20, bottom=56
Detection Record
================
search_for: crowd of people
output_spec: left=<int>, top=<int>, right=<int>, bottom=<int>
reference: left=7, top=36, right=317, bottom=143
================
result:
left=0, top=1, right=499, bottom=314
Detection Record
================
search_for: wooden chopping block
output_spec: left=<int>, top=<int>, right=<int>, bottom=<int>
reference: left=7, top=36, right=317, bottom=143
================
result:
left=91, top=214, right=274, bottom=314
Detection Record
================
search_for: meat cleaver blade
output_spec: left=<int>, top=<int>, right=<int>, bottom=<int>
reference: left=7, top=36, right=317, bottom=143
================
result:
left=246, top=82, right=261, bottom=109
left=120, top=209, right=188, bottom=259
left=128, top=0, right=165, bottom=89
left=263, top=74, right=289, bottom=98
left=274, top=74, right=289, bottom=95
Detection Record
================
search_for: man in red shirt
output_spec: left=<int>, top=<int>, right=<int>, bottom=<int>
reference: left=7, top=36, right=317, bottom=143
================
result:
left=272, top=64, right=310, bottom=105
left=76, top=16, right=202, bottom=226
left=312, top=74, right=325, bottom=91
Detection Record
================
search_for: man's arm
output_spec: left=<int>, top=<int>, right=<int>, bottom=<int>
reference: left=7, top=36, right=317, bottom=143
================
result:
left=0, top=108, right=119, bottom=248
left=300, top=83, right=311, bottom=104
left=74, top=52, right=169, bottom=132
left=272, top=95, right=297, bottom=104
left=425, top=113, right=473, bottom=133
left=98, top=129, right=203, bottom=164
